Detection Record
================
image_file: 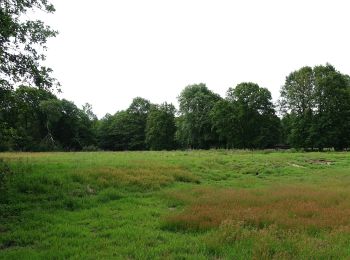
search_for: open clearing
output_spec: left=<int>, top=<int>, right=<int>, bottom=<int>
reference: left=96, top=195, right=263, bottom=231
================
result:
left=1, top=151, right=350, bottom=259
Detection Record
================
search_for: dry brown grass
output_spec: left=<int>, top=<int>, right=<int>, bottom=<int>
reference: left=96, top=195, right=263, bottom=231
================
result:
left=163, top=186, right=350, bottom=232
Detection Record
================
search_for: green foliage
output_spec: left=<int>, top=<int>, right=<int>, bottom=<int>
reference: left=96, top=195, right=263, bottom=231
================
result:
left=0, top=0, right=58, bottom=90
left=0, top=0, right=60, bottom=151
left=98, top=97, right=152, bottom=150
left=280, top=66, right=314, bottom=115
left=210, top=99, right=236, bottom=148
left=47, top=99, right=96, bottom=150
left=0, top=86, right=97, bottom=151
left=146, top=102, right=176, bottom=150
left=211, top=82, right=280, bottom=149
left=98, top=111, right=132, bottom=150
left=0, top=86, right=55, bottom=150
left=177, top=83, right=222, bottom=149
left=280, top=64, right=350, bottom=150
left=1, top=63, right=350, bottom=151
left=126, top=97, right=152, bottom=150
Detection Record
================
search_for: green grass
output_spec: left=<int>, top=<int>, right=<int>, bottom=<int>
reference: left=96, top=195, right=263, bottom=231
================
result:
left=1, top=151, right=350, bottom=259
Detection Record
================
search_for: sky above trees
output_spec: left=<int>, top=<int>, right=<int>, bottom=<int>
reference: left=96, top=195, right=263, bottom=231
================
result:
left=40, top=0, right=350, bottom=117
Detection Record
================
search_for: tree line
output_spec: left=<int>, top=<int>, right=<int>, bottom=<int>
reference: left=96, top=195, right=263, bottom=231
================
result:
left=1, top=1, right=350, bottom=151
left=1, top=63, right=350, bottom=151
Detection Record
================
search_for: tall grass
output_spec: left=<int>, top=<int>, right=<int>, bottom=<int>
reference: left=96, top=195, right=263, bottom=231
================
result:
left=163, top=186, right=350, bottom=258
left=163, top=186, right=350, bottom=231
left=1, top=151, right=350, bottom=259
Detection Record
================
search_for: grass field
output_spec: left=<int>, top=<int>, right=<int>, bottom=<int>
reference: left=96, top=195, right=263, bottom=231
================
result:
left=1, top=151, right=350, bottom=259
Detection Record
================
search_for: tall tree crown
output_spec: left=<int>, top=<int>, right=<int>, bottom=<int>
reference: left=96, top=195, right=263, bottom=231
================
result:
left=0, top=0, right=58, bottom=90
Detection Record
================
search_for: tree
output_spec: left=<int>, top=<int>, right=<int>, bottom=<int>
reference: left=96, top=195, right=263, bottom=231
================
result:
left=0, top=0, right=58, bottom=91
left=0, top=86, right=98, bottom=151
left=126, top=97, right=151, bottom=150
left=312, top=64, right=350, bottom=150
left=45, top=99, right=96, bottom=150
left=98, top=111, right=137, bottom=151
left=174, top=115, right=187, bottom=149
left=177, top=83, right=221, bottom=149
left=210, top=99, right=236, bottom=148
left=280, top=64, right=350, bottom=150
left=0, top=0, right=58, bottom=149
left=83, top=103, right=98, bottom=121
left=97, top=113, right=116, bottom=150
left=39, top=99, right=62, bottom=149
left=280, top=67, right=314, bottom=115
left=212, top=83, right=280, bottom=149
left=97, top=97, right=152, bottom=151
left=6, top=86, right=55, bottom=150
left=279, top=66, right=315, bottom=148
left=146, top=102, right=176, bottom=150
left=0, top=87, right=16, bottom=150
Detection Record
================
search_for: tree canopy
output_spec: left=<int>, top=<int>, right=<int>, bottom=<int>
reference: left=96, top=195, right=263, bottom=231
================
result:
left=1, top=63, right=350, bottom=151
left=177, top=83, right=222, bottom=149
left=146, top=102, right=176, bottom=150
left=280, top=64, right=350, bottom=150
left=0, top=0, right=58, bottom=91
left=211, top=83, right=280, bottom=149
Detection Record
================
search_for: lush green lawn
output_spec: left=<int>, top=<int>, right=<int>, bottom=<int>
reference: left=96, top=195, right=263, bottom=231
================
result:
left=1, top=151, right=350, bottom=259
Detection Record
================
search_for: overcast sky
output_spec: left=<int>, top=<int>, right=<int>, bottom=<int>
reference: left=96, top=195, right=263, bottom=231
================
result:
left=39, top=0, right=350, bottom=118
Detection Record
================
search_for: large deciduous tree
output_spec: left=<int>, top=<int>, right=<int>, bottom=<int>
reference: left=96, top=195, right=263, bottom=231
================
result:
left=146, top=102, right=176, bottom=150
left=40, top=99, right=97, bottom=150
left=211, top=83, right=280, bottom=149
left=0, top=0, right=58, bottom=90
left=279, top=66, right=315, bottom=148
left=177, top=83, right=221, bottom=149
left=98, top=111, right=134, bottom=151
left=1, top=86, right=55, bottom=150
left=0, top=85, right=96, bottom=151
left=210, top=99, right=235, bottom=148
left=280, top=64, right=350, bottom=150
left=126, top=97, right=151, bottom=150
left=97, top=97, right=152, bottom=151
left=0, top=0, right=58, bottom=148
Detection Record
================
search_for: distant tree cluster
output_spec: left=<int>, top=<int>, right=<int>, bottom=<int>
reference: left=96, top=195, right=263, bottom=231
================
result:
left=1, top=63, right=350, bottom=151
left=0, top=86, right=97, bottom=151
left=1, top=1, right=350, bottom=151
left=280, top=64, right=350, bottom=150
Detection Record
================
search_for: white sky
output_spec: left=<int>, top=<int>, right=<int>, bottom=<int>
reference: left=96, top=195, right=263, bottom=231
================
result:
left=39, top=0, right=350, bottom=118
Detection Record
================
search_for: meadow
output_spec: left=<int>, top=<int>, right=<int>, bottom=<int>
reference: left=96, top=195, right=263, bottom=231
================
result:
left=1, top=151, right=350, bottom=259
